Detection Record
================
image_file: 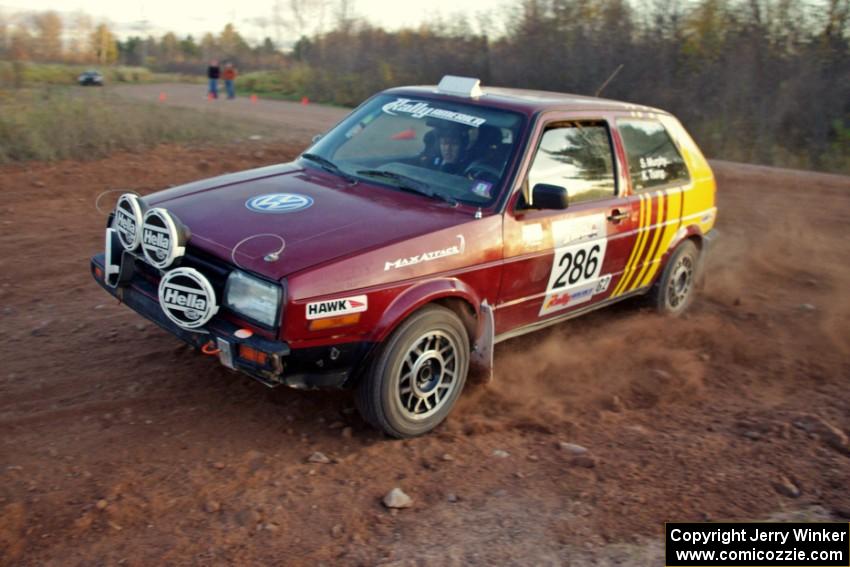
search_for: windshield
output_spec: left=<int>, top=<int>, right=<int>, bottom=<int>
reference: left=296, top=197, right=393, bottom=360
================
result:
left=306, top=94, right=525, bottom=207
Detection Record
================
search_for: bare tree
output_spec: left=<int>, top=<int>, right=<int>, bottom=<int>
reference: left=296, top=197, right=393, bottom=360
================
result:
left=32, top=11, right=62, bottom=61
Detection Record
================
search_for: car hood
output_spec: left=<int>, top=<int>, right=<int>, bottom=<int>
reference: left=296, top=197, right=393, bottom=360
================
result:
left=144, top=162, right=473, bottom=280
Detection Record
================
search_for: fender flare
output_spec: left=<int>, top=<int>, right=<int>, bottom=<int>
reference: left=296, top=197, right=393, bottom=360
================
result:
left=670, top=223, right=705, bottom=251
left=660, top=224, right=705, bottom=268
left=372, top=277, right=483, bottom=343
left=371, top=278, right=495, bottom=384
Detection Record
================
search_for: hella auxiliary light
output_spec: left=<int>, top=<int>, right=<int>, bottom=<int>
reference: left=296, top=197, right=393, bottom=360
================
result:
left=112, top=193, right=144, bottom=251
left=225, top=270, right=282, bottom=327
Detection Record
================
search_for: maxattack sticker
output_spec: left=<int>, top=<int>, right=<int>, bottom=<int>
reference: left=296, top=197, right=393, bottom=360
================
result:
left=381, top=98, right=486, bottom=128
left=306, top=295, right=368, bottom=320
left=384, top=235, right=465, bottom=271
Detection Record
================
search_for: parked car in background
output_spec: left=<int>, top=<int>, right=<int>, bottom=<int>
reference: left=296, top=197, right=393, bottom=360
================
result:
left=78, top=70, right=103, bottom=86
left=91, top=76, right=717, bottom=438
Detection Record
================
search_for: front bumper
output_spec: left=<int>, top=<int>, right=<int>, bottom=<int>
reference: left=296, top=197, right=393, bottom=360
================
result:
left=91, top=253, right=371, bottom=389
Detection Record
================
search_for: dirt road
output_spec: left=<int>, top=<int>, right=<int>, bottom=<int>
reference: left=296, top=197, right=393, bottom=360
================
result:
left=1, top=90, right=849, bottom=565
left=112, top=83, right=348, bottom=142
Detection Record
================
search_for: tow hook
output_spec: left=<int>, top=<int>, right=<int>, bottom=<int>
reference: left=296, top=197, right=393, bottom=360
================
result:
left=201, top=341, right=221, bottom=355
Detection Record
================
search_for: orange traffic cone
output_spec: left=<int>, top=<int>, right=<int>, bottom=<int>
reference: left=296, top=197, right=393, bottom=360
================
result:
left=250, top=94, right=258, bottom=103
left=301, top=96, right=309, bottom=105
left=207, top=92, right=215, bottom=101
left=158, top=92, right=167, bottom=102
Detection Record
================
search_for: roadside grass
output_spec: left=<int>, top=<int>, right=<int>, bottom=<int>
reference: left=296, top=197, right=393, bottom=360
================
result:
left=235, top=70, right=351, bottom=107
left=0, top=61, right=199, bottom=88
left=0, top=87, right=272, bottom=163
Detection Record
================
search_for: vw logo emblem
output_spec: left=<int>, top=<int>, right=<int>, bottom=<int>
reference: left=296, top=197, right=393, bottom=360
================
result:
left=246, top=193, right=313, bottom=214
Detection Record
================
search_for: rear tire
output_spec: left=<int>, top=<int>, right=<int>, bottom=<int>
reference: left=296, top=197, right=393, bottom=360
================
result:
left=652, top=240, right=699, bottom=316
left=355, top=305, right=469, bottom=438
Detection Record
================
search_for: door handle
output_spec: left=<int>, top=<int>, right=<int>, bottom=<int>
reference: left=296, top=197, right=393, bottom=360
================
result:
left=607, top=209, right=629, bottom=223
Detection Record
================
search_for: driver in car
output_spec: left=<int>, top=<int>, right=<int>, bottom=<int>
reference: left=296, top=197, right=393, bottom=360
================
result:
left=429, top=127, right=469, bottom=174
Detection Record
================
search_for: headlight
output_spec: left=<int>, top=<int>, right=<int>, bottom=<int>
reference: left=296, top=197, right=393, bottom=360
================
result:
left=224, top=271, right=282, bottom=327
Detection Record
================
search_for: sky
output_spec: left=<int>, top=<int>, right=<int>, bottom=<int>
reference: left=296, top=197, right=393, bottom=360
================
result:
left=0, top=0, right=502, bottom=45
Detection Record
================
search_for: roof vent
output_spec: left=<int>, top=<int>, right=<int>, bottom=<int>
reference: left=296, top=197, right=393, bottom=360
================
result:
left=437, top=75, right=483, bottom=98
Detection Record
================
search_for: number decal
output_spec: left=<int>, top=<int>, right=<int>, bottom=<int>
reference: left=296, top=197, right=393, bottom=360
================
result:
left=540, top=239, right=609, bottom=317
left=585, top=246, right=600, bottom=279
left=553, top=252, right=572, bottom=289
left=552, top=245, right=602, bottom=290
left=568, top=249, right=584, bottom=284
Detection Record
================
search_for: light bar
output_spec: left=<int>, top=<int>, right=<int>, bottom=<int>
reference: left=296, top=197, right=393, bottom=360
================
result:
left=437, top=75, right=483, bottom=98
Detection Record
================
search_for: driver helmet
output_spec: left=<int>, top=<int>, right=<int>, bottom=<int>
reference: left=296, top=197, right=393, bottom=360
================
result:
left=434, top=125, right=469, bottom=167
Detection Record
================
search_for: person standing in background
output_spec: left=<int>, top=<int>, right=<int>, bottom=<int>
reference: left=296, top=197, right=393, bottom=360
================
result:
left=222, top=63, right=238, bottom=100
left=207, top=60, right=220, bottom=99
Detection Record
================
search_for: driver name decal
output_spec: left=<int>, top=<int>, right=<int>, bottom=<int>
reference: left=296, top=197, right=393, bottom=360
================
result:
left=382, top=98, right=486, bottom=128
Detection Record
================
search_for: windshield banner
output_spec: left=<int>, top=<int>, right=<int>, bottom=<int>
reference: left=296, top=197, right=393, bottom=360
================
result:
left=382, top=98, right=486, bottom=128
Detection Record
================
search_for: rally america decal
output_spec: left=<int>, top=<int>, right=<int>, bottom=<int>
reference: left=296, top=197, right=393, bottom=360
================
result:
left=381, top=98, right=486, bottom=128
left=539, top=215, right=611, bottom=317
left=384, top=235, right=465, bottom=271
left=306, top=295, right=368, bottom=320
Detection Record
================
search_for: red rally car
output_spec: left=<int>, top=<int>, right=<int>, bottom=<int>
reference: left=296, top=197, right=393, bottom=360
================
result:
left=92, top=76, right=718, bottom=437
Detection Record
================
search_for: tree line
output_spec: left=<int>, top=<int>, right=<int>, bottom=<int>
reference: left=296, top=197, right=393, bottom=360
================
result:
left=0, top=12, right=283, bottom=69
left=0, top=1, right=847, bottom=170
left=287, top=0, right=849, bottom=170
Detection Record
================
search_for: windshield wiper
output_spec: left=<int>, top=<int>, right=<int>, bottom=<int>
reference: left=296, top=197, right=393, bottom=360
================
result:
left=356, top=169, right=457, bottom=206
left=301, top=153, right=358, bottom=184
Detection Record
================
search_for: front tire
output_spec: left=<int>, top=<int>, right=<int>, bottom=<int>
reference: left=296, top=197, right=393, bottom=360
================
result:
left=652, top=240, right=699, bottom=316
left=355, top=305, right=469, bottom=438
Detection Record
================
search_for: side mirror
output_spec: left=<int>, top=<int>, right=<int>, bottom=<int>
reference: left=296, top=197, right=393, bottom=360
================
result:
left=530, top=183, right=569, bottom=210
left=311, top=133, right=324, bottom=144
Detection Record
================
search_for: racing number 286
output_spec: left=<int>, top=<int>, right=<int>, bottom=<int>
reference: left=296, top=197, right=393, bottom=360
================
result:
left=553, top=245, right=601, bottom=289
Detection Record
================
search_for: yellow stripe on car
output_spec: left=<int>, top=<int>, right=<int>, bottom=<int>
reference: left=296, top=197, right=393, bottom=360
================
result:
left=612, top=193, right=647, bottom=296
left=629, top=192, right=666, bottom=292
left=639, top=188, right=683, bottom=288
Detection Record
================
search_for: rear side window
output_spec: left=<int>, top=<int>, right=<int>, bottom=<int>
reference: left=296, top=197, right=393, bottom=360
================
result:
left=618, top=119, right=689, bottom=191
left=527, top=121, right=617, bottom=205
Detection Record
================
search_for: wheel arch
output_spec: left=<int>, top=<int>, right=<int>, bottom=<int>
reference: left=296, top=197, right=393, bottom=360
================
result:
left=344, top=281, right=481, bottom=390
left=653, top=224, right=705, bottom=287
left=373, top=278, right=481, bottom=345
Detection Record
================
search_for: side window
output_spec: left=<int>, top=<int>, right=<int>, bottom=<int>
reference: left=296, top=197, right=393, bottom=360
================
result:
left=618, top=119, right=689, bottom=191
left=527, top=121, right=617, bottom=205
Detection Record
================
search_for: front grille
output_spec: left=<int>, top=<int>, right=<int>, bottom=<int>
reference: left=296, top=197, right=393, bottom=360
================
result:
left=131, top=245, right=232, bottom=299
left=125, top=245, right=281, bottom=332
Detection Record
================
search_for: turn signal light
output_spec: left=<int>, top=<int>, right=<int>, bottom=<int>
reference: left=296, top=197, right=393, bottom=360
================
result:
left=308, top=313, right=361, bottom=331
left=238, top=344, right=268, bottom=366
left=94, top=266, right=103, bottom=279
